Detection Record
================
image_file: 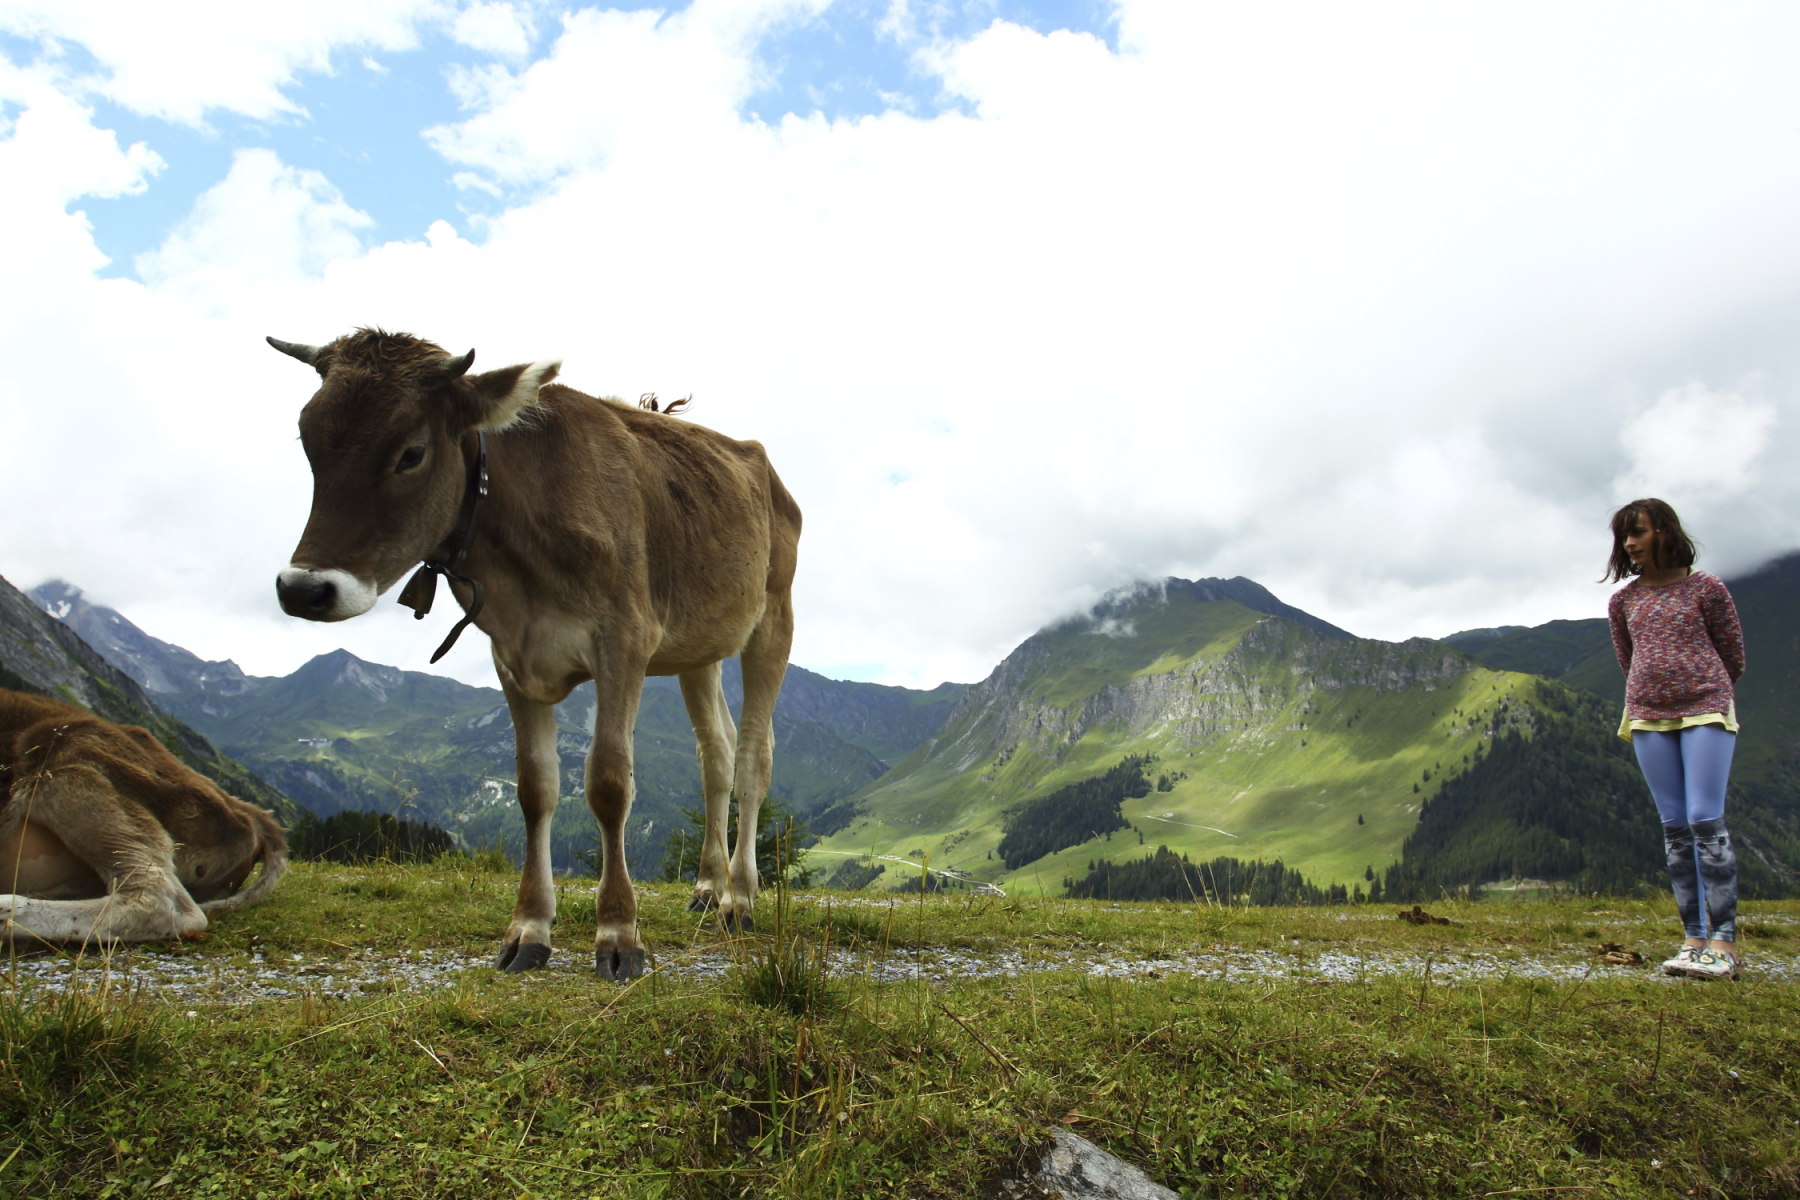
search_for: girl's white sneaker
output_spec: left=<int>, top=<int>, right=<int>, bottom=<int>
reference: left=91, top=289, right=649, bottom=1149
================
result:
left=1680, top=948, right=1741, bottom=981
left=1660, top=946, right=1702, bottom=975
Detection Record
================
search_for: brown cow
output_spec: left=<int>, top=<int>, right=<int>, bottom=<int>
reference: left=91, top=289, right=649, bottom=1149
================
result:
left=268, top=328, right=800, bottom=979
left=0, top=689, right=287, bottom=945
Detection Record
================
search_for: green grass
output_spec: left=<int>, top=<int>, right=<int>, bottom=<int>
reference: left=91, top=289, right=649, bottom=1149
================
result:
left=4, top=862, right=1798, bottom=1198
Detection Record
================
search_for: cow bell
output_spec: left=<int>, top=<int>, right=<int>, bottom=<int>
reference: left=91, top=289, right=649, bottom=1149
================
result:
left=397, top=566, right=438, bottom=618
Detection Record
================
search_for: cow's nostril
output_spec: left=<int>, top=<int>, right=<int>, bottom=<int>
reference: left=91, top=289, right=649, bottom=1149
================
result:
left=276, top=573, right=339, bottom=619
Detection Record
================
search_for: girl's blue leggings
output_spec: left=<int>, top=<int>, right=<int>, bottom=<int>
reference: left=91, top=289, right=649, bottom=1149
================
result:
left=1632, top=724, right=1734, bottom=825
left=1632, top=725, right=1737, bottom=942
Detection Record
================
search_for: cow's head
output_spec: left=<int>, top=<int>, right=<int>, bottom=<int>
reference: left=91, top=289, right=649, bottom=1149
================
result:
left=269, top=328, right=560, bottom=621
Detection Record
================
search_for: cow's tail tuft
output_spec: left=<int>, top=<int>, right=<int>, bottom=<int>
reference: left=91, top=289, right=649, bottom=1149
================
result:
left=201, top=805, right=290, bottom=914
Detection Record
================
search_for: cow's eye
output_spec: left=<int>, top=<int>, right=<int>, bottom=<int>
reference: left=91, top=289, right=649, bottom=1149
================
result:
left=396, top=444, right=426, bottom=474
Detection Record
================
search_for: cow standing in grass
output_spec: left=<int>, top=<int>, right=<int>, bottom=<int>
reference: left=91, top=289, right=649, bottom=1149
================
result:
left=268, top=329, right=801, bottom=979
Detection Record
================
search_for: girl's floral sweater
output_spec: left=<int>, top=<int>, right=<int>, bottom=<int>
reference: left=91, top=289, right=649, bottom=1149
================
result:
left=1608, top=571, right=1745, bottom=721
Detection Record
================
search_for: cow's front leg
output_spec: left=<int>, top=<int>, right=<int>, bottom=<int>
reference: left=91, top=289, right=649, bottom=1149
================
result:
left=497, top=687, right=558, bottom=972
left=590, top=666, right=649, bottom=981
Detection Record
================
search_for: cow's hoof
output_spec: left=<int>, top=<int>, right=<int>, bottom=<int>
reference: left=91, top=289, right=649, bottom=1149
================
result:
left=721, top=911, right=754, bottom=935
left=597, top=947, right=648, bottom=981
left=496, top=939, right=551, bottom=973
left=686, top=890, right=717, bottom=913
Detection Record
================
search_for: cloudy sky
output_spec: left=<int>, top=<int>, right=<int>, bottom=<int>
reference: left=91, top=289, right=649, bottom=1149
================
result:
left=3, top=0, right=1797, bottom=690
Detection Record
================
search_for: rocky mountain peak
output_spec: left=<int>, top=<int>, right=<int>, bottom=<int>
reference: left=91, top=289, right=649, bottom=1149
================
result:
left=27, top=578, right=251, bottom=699
left=290, top=649, right=405, bottom=702
left=1061, top=576, right=1356, bottom=642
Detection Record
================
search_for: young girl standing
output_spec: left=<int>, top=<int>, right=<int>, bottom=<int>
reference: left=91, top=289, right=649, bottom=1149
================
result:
left=1605, top=498, right=1746, bottom=980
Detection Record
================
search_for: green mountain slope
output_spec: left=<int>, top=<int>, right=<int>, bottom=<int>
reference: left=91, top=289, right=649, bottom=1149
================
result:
left=160, top=655, right=915, bottom=875
left=1385, top=683, right=1660, bottom=896
left=821, top=561, right=1800, bottom=899
left=1442, top=620, right=1616, bottom=693
left=816, top=578, right=1543, bottom=895
left=0, top=574, right=299, bottom=826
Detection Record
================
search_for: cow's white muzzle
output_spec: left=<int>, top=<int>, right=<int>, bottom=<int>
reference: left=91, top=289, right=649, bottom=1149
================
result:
left=276, top=566, right=377, bottom=622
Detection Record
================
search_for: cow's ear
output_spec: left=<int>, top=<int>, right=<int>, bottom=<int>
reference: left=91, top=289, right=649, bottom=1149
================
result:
left=466, top=359, right=562, bottom=432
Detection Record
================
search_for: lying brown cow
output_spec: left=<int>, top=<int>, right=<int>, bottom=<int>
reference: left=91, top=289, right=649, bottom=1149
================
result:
left=0, top=689, right=286, bottom=945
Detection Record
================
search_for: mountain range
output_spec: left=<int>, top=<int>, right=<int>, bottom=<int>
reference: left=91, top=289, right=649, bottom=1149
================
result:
left=7, top=555, right=1795, bottom=898
left=19, top=579, right=963, bottom=875
left=811, top=559, right=1800, bottom=897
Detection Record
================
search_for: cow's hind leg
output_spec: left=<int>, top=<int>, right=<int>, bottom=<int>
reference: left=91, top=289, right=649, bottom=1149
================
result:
left=495, top=682, right=559, bottom=972
left=724, top=592, right=794, bottom=933
left=678, top=663, right=737, bottom=915
left=0, top=767, right=205, bottom=945
left=590, top=662, right=650, bottom=981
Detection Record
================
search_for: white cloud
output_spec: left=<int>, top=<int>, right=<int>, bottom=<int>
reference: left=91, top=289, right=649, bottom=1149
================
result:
left=0, top=0, right=445, bottom=125
left=135, top=149, right=374, bottom=308
left=427, top=2, right=790, bottom=187
left=1610, top=382, right=1791, bottom=578
left=451, top=2, right=537, bottom=61
left=4, top=1, right=1800, bottom=691
left=0, top=68, right=160, bottom=203
left=1616, top=383, right=1778, bottom=504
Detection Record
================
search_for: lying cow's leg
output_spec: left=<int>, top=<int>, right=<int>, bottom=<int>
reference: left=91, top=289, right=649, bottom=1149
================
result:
left=0, top=818, right=105, bottom=899
left=590, top=658, right=649, bottom=980
left=724, top=592, right=795, bottom=932
left=496, top=682, right=559, bottom=972
left=0, top=767, right=206, bottom=945
left=678, top=662, right=737, bottom=914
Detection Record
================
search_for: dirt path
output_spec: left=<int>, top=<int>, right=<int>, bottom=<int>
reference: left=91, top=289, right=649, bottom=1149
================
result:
left=9, top=940, right=1794, bottom=1003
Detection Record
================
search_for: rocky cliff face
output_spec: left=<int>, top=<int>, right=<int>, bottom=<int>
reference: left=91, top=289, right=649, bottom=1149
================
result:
left=28, top=579, right=255, bottom=705
left=932, top=614, right=1474, bottom=776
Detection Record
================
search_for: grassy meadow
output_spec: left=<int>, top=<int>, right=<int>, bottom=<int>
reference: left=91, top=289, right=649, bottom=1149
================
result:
left=5, top=860, right=1799, bottom=1198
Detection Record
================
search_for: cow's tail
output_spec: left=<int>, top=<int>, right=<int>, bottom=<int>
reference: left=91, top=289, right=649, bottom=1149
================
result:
left=201, top=804, right=290, bottom=914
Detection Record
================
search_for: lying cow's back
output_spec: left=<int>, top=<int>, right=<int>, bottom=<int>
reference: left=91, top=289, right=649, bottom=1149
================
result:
left=1, top=689, right=285, bottom=903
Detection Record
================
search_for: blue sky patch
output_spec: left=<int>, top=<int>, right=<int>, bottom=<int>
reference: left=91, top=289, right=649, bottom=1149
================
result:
left=33, top=31, right=519, bottom=277
left=4, top=2, right=1118, bottom=278
left=743, top=0, right=1117, bottom=123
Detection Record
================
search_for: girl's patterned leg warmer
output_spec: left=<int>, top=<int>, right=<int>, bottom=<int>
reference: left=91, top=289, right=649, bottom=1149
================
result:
left=1691, top=819, right=1738, bottom=942
left=1663, top=823, right=1703, bottom=940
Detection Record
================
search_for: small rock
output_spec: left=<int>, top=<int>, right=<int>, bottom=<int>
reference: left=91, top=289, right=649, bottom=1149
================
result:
left=995, top=1130, right=1178, bottom=1200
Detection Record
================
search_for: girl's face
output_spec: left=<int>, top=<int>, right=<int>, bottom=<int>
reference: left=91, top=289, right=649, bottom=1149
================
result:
left=1623, top=511, right=1659, bottom=570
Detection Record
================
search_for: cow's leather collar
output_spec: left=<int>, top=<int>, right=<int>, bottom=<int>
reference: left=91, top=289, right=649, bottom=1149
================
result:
left=396, top=431, right=489, bottom=663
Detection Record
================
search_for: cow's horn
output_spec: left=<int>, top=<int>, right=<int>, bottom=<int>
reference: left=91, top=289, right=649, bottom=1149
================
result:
left=266, top=336, right=323, bottom=365
left=441, top=348, right=476, bottom=378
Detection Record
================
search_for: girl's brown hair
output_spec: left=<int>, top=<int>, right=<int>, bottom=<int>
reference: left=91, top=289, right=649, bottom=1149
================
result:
left=1603, top=497, right=1698, bottom=583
